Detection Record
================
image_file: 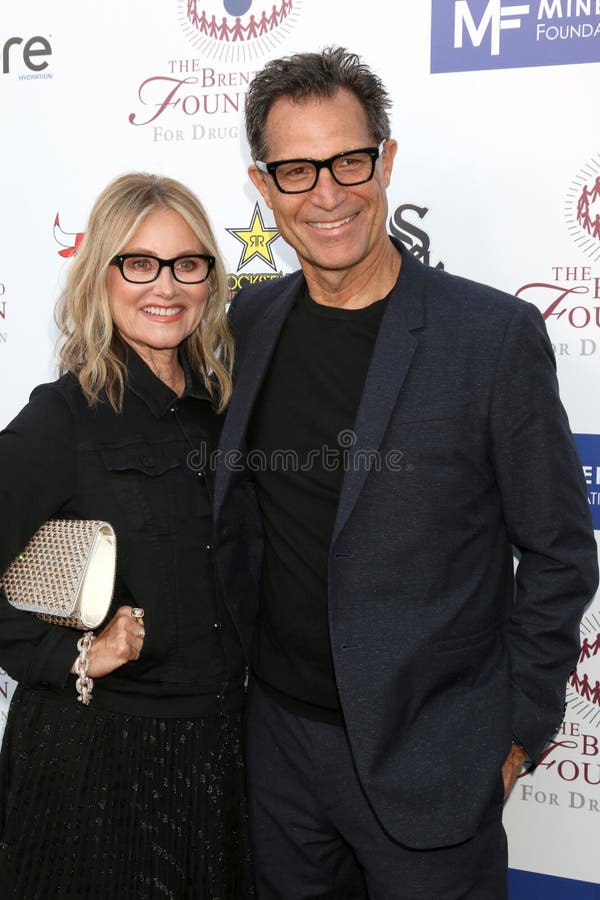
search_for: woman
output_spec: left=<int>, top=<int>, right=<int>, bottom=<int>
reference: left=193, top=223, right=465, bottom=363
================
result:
left=0, top=173, right=253, bottom=898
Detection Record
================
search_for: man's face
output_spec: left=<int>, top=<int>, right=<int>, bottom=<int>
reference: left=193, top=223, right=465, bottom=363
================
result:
left=249, top=89, right=397, bottom=279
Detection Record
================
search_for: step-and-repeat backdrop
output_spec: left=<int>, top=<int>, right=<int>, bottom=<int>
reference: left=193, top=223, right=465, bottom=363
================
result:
left=2, top=2, right=599, bottom=894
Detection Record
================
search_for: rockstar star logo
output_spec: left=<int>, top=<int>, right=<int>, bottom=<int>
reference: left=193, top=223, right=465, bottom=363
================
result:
left=226, top=203, right=280, bottom=271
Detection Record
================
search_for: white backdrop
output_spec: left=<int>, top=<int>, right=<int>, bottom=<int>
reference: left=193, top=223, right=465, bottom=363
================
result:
left=1, top=1, right=599, bottom=893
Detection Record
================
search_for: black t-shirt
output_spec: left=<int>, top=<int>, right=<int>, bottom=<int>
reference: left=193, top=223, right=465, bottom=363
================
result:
left=247, top=289, right=388, bottom=723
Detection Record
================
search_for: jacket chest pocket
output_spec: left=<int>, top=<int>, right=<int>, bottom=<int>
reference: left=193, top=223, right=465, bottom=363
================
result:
left=101, top=441, right=183, bottom=532
left=385, top=402, right=486, bottom=479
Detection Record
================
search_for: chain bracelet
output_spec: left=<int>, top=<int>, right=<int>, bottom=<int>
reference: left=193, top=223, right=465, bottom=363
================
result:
left=74, top=631, right=95, bottom=705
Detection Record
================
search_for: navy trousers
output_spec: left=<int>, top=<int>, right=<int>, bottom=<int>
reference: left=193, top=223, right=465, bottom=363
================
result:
left=246, top=682, right=508, bottom=900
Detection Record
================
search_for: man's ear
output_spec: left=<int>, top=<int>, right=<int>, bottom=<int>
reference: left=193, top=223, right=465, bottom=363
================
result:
left=381, top=139, right=398, bottom=188
left=248, top=164, right=273, bottom=210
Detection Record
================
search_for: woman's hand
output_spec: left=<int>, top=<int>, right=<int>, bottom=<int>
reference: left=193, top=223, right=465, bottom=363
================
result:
left=71, top=605, right=145, bottom=678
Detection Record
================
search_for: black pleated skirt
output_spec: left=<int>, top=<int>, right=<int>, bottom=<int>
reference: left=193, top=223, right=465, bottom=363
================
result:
left=0, top=685, right=254, bottom=899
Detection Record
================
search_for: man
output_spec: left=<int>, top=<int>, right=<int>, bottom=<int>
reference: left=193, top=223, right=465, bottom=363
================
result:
left=213, top=47, right=598, bottom=898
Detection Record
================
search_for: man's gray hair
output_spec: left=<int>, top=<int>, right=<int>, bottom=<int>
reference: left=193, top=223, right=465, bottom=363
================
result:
left=245, top=45, right=393, bottom=162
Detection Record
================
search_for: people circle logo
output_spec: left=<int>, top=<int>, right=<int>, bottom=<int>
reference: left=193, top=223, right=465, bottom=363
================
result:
left=565, top=155, right=600, bottom=264
left=177, top=0, right=303, bottom=63
left=566, top=608, right=600, bottom=730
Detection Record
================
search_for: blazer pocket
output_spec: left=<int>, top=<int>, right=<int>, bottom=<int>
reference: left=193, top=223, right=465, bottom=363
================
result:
left=431, top=625, right=502, bottom=695
left=385, top=401, right=486, bottom=486
left=392, top=401, right=472, bottom=425
left=434, top=623, right=500, bottom=654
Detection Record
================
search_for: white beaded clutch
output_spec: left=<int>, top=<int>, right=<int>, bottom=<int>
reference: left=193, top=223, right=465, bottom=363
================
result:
left=0, top=519, right=116, bottom=630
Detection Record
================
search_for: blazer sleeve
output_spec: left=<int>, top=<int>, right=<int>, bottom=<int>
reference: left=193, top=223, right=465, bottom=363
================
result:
left=0, top=385, right=83, bottom=689
left=489, top=300, right=598, bottom=761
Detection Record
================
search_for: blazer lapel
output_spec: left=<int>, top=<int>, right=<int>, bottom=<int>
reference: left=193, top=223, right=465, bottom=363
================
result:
left=214, top=273, right=304, bottom=515
left=331, top=247, right=425, bottom=544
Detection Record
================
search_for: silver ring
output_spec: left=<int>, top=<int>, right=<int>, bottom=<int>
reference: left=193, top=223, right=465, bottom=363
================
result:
left=131, top=607, right=145, bottom=619
left=138, top=627, right=146, bottom=638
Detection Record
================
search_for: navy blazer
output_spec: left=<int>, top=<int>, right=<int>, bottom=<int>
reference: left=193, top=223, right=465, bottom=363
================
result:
left=213, top=239, right=598, bottom=848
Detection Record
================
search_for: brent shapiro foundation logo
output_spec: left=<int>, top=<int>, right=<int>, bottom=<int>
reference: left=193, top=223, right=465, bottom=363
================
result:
left=565, top=156, right=600, bottom=263
left=566, top=605, right=600, bottom=730
left=431, top=0, right=600, bottom=73
left=177, top=0, right=304, bottom=63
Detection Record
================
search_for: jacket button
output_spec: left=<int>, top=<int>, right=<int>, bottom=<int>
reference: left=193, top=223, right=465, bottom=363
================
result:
left=141, top=455, right=154, bottom=467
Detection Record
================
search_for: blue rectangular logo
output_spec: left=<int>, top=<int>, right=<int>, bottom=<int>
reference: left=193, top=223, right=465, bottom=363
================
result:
left=431, top=0, right=600, bottom=73
left=574, top=433, right=600, bottom=530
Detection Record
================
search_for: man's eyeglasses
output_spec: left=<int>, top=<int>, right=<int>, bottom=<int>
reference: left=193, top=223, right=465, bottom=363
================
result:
left=110, top=254, right=215, bottom=284
left=254, top=142, right=386, bottom=195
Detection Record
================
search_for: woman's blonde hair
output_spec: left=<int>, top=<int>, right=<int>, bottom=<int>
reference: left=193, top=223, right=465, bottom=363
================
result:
left=55, top=172, right=233, bottom=411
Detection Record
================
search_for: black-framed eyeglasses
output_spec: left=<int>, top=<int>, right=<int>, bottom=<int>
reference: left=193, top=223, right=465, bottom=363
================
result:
left=254, top=142, right=385, bottom=194
left=110, top=253, right=215, bottom=284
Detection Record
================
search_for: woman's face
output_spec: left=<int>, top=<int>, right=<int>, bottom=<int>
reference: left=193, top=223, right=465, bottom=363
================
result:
left=107, top=208, right=211, bottom=360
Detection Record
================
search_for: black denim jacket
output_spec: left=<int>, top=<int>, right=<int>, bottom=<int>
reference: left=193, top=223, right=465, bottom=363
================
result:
left=0, top=349, right=246, bottom=716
